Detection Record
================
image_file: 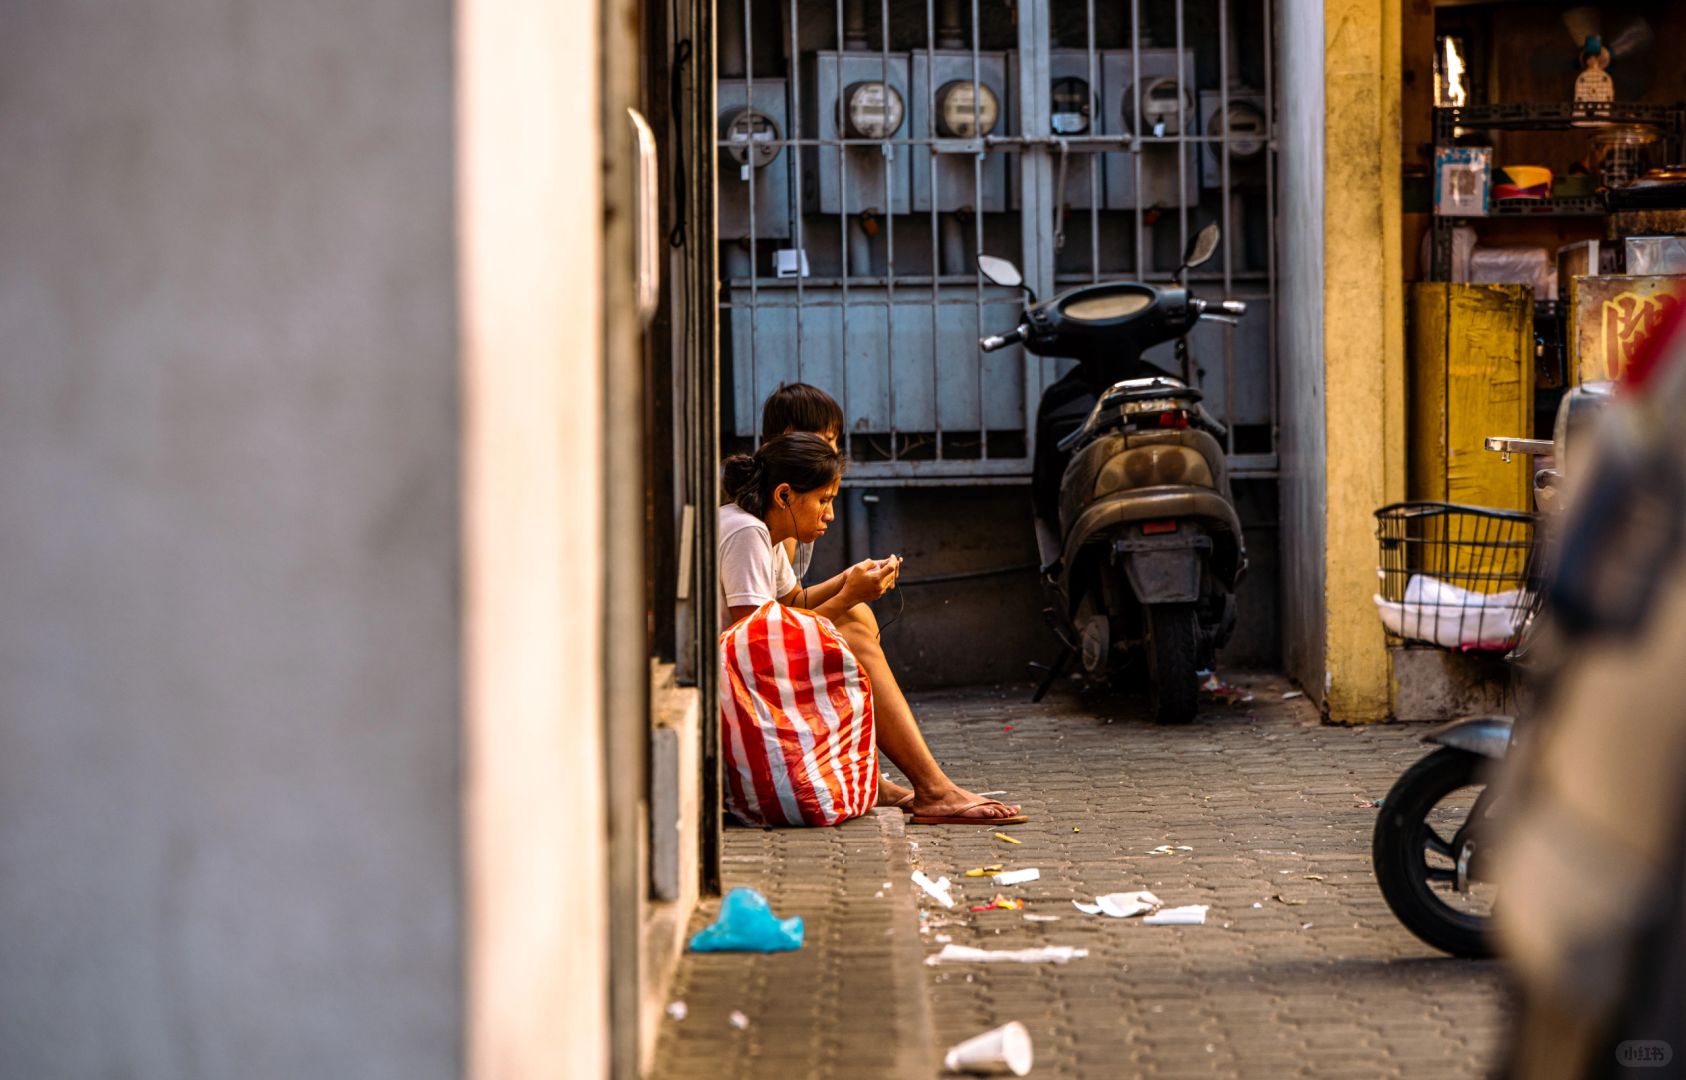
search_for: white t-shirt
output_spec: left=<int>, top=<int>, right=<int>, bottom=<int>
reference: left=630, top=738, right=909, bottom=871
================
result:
left=719, top=503, right=798, bottom=628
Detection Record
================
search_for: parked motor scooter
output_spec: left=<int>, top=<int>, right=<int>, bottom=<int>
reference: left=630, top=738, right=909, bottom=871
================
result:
left=1369, top=381, right=1613, bottom=958
left=976, top=223, right=1248, bottom=723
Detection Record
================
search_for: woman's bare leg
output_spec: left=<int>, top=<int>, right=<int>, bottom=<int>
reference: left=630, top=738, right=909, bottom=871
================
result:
left=835, top=604, right=1021, bottom=820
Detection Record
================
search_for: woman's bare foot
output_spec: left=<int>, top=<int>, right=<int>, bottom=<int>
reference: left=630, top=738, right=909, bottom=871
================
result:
left=908, top=784, right=1022, bottom=820
left=875, top=776, right=915, bottom=808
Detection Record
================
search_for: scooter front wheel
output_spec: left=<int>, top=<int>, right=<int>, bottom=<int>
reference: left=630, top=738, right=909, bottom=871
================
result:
left=1146, top=603, right=1200, bottom=724
left=1371, top=746, right=1496, bottom=958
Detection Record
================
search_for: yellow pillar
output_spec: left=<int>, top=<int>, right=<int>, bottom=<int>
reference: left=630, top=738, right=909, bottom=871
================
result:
left=1322, top=0, right=1405, bottom=721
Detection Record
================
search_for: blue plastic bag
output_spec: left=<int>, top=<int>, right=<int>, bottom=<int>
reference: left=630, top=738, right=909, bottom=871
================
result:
left=687, top=887, right=805, bottom=953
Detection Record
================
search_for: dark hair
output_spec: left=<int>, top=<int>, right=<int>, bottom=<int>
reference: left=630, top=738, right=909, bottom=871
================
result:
left=762, top=382, right=844, bottom=439
left=722, top=433, right=845, bottom=518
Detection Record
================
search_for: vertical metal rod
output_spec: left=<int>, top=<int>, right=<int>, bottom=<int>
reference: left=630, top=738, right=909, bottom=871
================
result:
left=927, top=0, right=942, bottom=460
left=1174, top=0, right=1188, bottom=274
left=881, top=0, right=897, bottom=460
left=1087, top=0, right=1100, bottom=283
left=836, top=0, right=852, bottom=462
left=1131, top=0, right=1144, bottom=278
left=1264, top=0, right=1279, bottom=465
left=790, top=0, right=805, bottom=384
left=1015, top=0, right=1053, bottom=454
left=1220, top=0, right=1235, bottom=450
left=970, top=0, right=982, bottom=456
left=744, top=0, right=760, bottom=446
left=692, top=0, right=722, bottom=902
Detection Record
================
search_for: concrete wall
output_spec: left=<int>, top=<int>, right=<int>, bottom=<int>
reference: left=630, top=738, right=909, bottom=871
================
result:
left=1274, top=0, right=1328, bottom=704
left=0, top=3, right=461, bottom=1077
left=807, top=483, right=1281, bottom=690
left=457, top=0, right=611, bottom=1076
left=1320, top=0, right=1405, bottom=722
left=809, top=488, right=1047, bottom=689
left=1275, top=0, right=1405, bottom=718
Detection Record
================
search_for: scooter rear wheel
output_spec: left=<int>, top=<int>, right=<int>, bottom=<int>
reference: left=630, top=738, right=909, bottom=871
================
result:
left=1147, top=603, right=1200, bottom=724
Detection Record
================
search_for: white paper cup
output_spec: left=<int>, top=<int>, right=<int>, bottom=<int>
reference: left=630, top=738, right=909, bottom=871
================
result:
left=943, top=1020, right=1033, bottom=1076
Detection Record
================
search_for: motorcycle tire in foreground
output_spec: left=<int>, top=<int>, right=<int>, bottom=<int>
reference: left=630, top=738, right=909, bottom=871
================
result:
left=1371, top=746, right=1495, bottom=958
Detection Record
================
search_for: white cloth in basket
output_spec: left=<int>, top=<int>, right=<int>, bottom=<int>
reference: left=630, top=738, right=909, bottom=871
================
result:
left=1373, top=573, right=1526, bottom=650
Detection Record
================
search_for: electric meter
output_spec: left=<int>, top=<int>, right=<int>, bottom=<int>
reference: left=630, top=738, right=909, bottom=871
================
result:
left=1050, top=76, right=1092, bottom=135
left=1211, top=100, right=1266, bottom=159
left=1125, top=77, right=1193, bottom=137
left=841, top=81, right=905, bottom=139
left=934, top=80, right=999, bottom=138
left=722, top=107, right=782, bottom=169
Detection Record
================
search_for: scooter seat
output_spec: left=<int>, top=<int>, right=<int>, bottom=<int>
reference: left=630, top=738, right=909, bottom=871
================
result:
left=1100, top=376, right=1203, bottom=408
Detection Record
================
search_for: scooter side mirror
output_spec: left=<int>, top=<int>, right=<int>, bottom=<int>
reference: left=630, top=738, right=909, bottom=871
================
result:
left=1181, top=223, right=1220, bottom=271
left=976, top=254, right=1024, bottom=289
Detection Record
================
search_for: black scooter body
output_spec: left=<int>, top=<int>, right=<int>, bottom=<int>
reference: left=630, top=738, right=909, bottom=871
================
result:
left=1012, top=278, right=1247, bottom=722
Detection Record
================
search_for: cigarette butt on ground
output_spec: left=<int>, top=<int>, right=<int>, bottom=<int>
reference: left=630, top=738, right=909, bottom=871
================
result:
left=994, top=832, right=1021, bottom=845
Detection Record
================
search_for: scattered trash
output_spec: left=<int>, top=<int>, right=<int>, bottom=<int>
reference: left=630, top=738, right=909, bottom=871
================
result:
left=926, top=943, right=1089, bottom=965
left=993, top=867, right=1041, bottom=886
left=1199, top=672, right=1255, bottom=704
left=994, top=832, right=1022, bottom=845
left=729, top=1010, right=750, bottom=1030
left=1142, top=904, right=1209, bottom=926
left=1252, top=902, right=1263, bottom=909
left=688, top=888, right=804, bottom=953
left=1022, top=913, right=1061, bottom=923
left=1073, top=890, right=1163, bottom=918
left=911, top=870, right=956, bottom=909
left=1003, top=725, right=1014, bottom=732
left=1282, top=690, right=1305, bottom=700
left=1272, top=894, right=1308, bottom=907
left=1355, top=796, right=1385, bottom=809
left=969, top=894, right=1027, bottom=912
left=1300, top=922, right=1314, bottom=931
left=1148, top=844, right=1195, bottom=855
left=874, top=890, right=884, bottom=898
left=936, top=933, right=953, bottom=943
left=1303, top=874, right=1326, bottom=882
left=977, top=791, right=1008, bottom=797
left=963, top=864, right=1005, bottom=878
left=666, top=1001, right=688, bottom=1022
left=1072, top=827, right=1081, bottom=833
left=882, top=881, right=892, bottom=890
left=944, top=1020, right=1034, bottom=1076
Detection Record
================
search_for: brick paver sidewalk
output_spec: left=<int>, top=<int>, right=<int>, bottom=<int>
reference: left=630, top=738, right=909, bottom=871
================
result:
left=904, top=673, right=1511, bottom=1079
left=652, top=810, right=935, bottom=1078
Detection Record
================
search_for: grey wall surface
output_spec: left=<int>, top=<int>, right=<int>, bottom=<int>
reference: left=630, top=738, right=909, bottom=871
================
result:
left=808, top=487, right=1047, bottom=689
left=807, top=483, right=1280, bottom=691
left=0, top=4, right=461, bottom=1078
left=1275, top=0, right=1328, bottom=704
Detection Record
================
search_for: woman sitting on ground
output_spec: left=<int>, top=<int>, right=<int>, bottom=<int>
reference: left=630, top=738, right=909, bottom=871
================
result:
left=719, top=433, right=1025, bottom=825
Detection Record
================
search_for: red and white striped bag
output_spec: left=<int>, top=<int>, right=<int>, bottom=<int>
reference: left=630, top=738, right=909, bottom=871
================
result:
left=719, top=602, right=879, bottom=827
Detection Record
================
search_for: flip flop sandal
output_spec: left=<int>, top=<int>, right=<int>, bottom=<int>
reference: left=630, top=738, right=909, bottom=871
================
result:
left=876, top=790, right=917, bottom=811
left=909, top=800, right=1028, bottom=826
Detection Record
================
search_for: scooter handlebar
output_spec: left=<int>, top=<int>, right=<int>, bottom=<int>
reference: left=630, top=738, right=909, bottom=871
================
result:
left=980, top=324, right=1029, bottom=352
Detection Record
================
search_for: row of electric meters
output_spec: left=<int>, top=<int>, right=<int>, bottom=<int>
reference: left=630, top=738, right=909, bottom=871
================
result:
left=720, top=48, right=1269, bottom=241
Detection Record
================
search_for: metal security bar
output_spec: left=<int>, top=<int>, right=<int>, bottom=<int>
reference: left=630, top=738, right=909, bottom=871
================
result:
left=716, top=0, right=1278, bottom=483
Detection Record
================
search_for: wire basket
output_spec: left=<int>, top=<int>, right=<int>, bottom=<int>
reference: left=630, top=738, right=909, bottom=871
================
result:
left=1375, top=502, right=1541, bottom=653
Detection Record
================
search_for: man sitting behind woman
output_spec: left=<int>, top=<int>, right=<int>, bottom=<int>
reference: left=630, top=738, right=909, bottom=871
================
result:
left=719, top=412, right=1024, bottom=825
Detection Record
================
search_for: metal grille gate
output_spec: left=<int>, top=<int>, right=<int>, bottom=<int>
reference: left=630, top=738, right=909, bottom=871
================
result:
left=717, top=0, right=1278, bottom=483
